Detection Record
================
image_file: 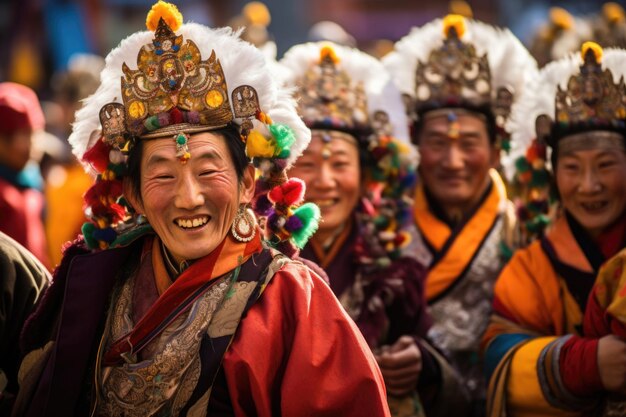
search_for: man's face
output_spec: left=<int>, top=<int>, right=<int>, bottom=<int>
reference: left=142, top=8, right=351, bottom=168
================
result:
left=288, top=131, right=361, bottom=237
left=0, top=129, right=32, bottom=171
left=417, top=112, right=496, bottom=213
left=127, top=132, right=254, bottom=263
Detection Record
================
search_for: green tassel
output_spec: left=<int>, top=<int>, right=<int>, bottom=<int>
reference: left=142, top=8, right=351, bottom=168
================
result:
left=290, top=202, right=321, bottom=248
left=81, top=222, right=98, bottom=249
left=530, top=169, right=550, bottom=187
left=515, top=157, right=531, bottom=172
left=269, top=124, right=296, bottom=154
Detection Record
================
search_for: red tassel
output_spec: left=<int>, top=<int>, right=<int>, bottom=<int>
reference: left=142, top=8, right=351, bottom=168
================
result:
left=170, top=107, right=183, bottom=125
left=83, top=137, right=112, bottom=173
left=268, top=178, right=305, bottom=206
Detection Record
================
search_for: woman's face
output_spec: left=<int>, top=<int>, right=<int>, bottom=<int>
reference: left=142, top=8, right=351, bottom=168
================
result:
left=556, top=145, right=626, bottom=237
left=127, top=132, right=255, bottom=263
left=288, top=131, right=361, bottom=236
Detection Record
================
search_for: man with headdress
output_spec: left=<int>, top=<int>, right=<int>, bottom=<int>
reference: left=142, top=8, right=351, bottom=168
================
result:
left=384, top=14, right=537, bottom=415
left=13, top=2, right=390, bottom=416
left=483, top=42, right=626, bottom=416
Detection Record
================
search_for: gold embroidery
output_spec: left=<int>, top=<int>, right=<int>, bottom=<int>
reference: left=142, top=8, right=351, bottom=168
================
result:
left=208, top=281, right=256, bottom=338
left=96, top=275, right=231, bottom=417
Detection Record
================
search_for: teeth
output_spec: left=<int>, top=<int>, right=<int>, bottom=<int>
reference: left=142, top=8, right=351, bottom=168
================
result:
left=316, top=199, right=336, bottom=208
left=583, top=202, right=605, bottom=210
left=176, top=216, right=208, bottom=229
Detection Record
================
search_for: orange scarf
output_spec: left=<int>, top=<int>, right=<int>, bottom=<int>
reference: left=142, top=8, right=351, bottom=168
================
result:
left=103, top=230, right=262, bottom=365
left=414, top=169, right=507, bottom=301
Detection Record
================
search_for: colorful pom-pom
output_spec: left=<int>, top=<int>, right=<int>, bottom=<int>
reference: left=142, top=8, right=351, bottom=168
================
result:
left=290, top=202, right=321, bottom=249
left=267, top=178, right=305, bottom=207
left=246, top=130, right=276, bottom=158
left=146, top=1, right=183, bottom=32
left=443, top=14, right=466, bottom=38
left=81, top=222, right=98, bottom=249
left=269, top=123, right=296, bottom=155
left=320, top=45, right=340, bottom=64
left=581, top=41, right=603, bottom=63
left=83, top=138, right=113, bottom=173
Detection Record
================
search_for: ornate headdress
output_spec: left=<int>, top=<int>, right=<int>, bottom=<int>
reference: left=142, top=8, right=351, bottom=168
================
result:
left=383, top=15, right=537, bottom=152
left=71, top=1, right=318, bottom=255
left=507, top=42, right=626, bottom=243
left=279, top=42, right=419, bottom=263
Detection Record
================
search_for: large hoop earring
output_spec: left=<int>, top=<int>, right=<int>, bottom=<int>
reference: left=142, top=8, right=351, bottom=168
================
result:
left=231, top=206, right=256, bottom=242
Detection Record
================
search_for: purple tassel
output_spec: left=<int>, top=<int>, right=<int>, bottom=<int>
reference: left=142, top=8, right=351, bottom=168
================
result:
left=267, top=213, right=283, bottom=231
left=253, top=195, right=273, bottom=216
left=284, top=215, right=303, bottom=232
left=273, top=159, right=288, bottom=171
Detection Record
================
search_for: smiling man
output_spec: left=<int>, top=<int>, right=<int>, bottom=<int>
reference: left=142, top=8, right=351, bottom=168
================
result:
left=384, top=15, right=537, bottom=415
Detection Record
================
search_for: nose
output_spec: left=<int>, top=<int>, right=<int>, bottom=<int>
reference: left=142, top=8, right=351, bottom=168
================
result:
left=578, top=166, right=601, bottom=194
left=174, top=173, right=205, bottom=209
left=314, top=163, right=336, bottom=190
left=441, top=143, right=464, bottom=170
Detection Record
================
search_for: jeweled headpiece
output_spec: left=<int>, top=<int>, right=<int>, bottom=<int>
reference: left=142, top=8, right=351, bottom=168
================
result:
left=293, top=45, right=370, bottom=135
left=383, top=15, right=537, bottom=151
left=280, top=42, right=419, bottom=261
left=70, top=1, right=318, bottom=255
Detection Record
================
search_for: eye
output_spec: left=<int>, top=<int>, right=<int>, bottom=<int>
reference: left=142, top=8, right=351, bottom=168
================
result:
left=199, top=170, right=217, bottom=177
left=598, top=159, right=617, bottom=169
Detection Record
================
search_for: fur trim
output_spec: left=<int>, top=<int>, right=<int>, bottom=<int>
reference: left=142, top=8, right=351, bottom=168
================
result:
left=70, top=25, right=309, bottom=170
left=506, top=47, right=626, bottom=178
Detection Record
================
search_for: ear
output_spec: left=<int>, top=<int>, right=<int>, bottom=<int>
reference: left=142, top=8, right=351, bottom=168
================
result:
left=489, top=144, right=500, bottom=169
left=123, top=177, right=144, bottom=215
left=238, top=164, right=256, bottom=204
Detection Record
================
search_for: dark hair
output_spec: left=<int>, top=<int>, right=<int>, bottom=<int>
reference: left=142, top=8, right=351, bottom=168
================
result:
left=412, top=104, right=498, bottom=146
left=125, top=124, right=250, bottom=205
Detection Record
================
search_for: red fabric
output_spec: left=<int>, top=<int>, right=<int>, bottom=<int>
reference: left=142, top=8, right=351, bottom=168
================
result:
left=584, top=285, right=617, bottom=338
left=223, top=261, right=391, bottom=416
left=559, top=335, right=603, bottom=396
left=596, top=214, right=626, bottom=261
left=0, top=178, right=49, bottom=268
left=0, top=82, right=44, bottom=134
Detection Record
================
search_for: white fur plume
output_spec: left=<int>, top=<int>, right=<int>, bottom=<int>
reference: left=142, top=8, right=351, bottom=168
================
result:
left=382, top=17, right=538, bottom=179
left=70, top=24, right=309, bottom=169
left=278, top=41, right=416, bottom=163
left=506, top=47, right=626, bottom=178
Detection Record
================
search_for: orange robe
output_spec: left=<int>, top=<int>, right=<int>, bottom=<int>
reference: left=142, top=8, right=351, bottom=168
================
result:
left=483, top=215, right=599, bottom=417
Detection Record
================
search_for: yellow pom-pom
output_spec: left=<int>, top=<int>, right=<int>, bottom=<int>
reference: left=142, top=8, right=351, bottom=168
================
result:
left=603, top=3, right=625, bottom=24
left=243, top=2, right=271, bottom=27
left=443, top=14, right=466, bottom=38
left=146, top=1, right=183, bottom=32
left=320, top=45, right=340, bottom=64
left=549, top=7, right=573, bottom=30
left=581, top=41, right=603, bottom=63
left=246, top=130, right=276, bottom=158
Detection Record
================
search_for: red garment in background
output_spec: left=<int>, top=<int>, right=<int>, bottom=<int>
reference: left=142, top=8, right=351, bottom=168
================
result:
left=0, top=177, right=49, bottom=269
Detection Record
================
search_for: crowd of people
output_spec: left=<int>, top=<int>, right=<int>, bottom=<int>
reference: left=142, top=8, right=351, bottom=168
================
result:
left=1, top=1, right=626, bottom=416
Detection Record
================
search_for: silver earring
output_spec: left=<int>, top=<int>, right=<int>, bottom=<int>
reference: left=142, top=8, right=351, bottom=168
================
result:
left=231, top=206, right=256, bottom=242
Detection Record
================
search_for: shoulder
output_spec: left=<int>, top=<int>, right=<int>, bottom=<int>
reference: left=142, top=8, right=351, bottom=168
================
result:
left=0, top=232, right=50, bottom=283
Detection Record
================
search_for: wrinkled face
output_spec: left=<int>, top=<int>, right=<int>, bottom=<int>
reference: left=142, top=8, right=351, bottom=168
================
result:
left=417, top=113, right=497, bottom=213
left=289, top=130, right=361, bottom=237
left=0, top=129, right=32, bottom=171
left=127, top=132, right=255, bottom=263
left=556, top=145, right=626, bottom=237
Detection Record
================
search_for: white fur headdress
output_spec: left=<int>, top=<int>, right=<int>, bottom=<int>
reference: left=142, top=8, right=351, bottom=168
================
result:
left=73, top=2, right=318, bottom=254
left=383, top=14, right=537, bottom=174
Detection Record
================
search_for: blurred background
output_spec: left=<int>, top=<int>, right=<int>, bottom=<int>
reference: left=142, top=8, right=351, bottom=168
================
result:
left=1, top=0, right=622, bottom=99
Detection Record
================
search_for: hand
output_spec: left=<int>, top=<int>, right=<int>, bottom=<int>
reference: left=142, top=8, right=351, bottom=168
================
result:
left=597, top=335, right=626, bottom=393
left=375, top=335, right=422, bottom=397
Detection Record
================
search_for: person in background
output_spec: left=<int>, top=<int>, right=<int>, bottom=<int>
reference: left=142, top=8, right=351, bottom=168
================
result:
left=384, top=14, right=537, bottom=416
left=0, top=82, right=50, bottom=269
left=483, top=42, right=626, bottom=417
left=43, top=54, right=104, bottom=267
left=12, top=2, right=391, bottom=416
left=0, top=231, right=49, bottom=417
left=281, top=41, right=431, bottom=417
